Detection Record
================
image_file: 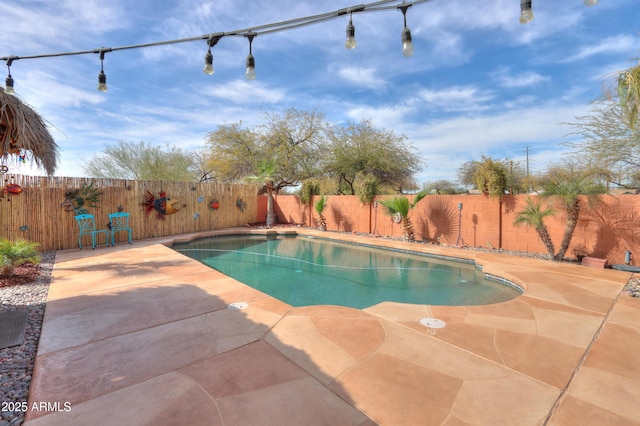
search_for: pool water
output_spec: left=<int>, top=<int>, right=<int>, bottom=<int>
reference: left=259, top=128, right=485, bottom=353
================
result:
left=172, top=235, right=522, bottom=309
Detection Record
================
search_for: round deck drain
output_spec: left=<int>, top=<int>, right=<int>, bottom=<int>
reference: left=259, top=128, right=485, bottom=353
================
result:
left=420, top=318, right=446, bottom=328
left=227, top=302, right=248, bottom=310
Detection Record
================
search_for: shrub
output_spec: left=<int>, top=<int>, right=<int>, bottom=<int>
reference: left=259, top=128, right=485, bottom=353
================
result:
left=0, top=239, right=41, bottom=277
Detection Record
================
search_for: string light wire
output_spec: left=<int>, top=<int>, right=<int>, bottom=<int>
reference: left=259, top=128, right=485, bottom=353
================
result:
left=1, top=0, right=596, bottom=89
left=0, top=1, right=432, bottom=69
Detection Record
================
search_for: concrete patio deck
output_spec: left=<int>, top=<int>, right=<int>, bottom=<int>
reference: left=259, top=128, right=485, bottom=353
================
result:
left=23, top=228, right=640, bottom=425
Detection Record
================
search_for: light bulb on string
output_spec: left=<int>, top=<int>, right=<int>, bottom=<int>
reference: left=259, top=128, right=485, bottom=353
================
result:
left=4, top=76, right=14, bottom=95
left=203, top=49, right=213, bottom=75
left=245, top=33, right=257, bottom=80
left=96, top=49, right=110, bottom=92
left=398, top=3, right=414, bottom=57
left=203, top=34, right=222, bottom=75
left=97, top=71, right=107, bottom=92
left=4, top=57, right=16, bottom=95
left=520, top=0, right=534, bottom=24
left=345, top=13, right=356, bottom=49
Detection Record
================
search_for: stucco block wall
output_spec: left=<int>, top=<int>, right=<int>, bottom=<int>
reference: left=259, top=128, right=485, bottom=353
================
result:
left=261, top=193, right=640, bottom=265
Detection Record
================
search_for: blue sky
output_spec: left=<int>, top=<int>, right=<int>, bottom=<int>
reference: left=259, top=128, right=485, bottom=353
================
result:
left=1, top=0, right=638, bottom=184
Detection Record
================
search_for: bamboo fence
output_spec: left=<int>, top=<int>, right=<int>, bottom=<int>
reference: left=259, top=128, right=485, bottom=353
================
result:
left=0, top=174, right=259, bottom=251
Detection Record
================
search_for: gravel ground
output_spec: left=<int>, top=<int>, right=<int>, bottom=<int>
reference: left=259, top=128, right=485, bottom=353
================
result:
left=625, top=276, right=640, bottom=297
left=0, top=252, right=54, bottom=426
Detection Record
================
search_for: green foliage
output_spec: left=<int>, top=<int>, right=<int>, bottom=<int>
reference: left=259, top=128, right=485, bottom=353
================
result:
left=564, top=94, right=640, bottom=190
left=538, top=162, right=607, bottom=209
left=534, top=160, right=608, bottom=261
left=314, top=195, right=328, bottom=231
left=300, top=180, right=320, bottom=206
left=514, top=198, right=555, bottom=229
left=472, top=156, right=508, bottom=199
left=618, top=64, right=640, bottom=130
left=458, top=157, right=527, bottom=195
left=206, top=108, right=326, bottom=192
left=314, top=195, right=328, bottom=215
left=0, top=239, right=40, bottom=277
left=205, top=122, right=260, bottom=182
left=325, top=119, right=424, bottom=195
left=83, top=141, right=199, bottom=182
left=423, top=180, right=465, bottom=195
left=379, top=189, right=428, bottom=242
left=246, top=160, right=278, bottom=227
left=355, top=174, right=379, bottom=204
left=514, top=198, right=556, bottom=258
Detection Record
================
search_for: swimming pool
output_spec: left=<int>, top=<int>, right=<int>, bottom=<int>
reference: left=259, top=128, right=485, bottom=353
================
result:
left=172, top=234, right=522, bottom=309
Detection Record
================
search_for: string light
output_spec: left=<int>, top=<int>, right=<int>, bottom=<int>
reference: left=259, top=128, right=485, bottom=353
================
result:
left=519, top=0, right=597, bottom=24
left=203, top=33, right=222, bottom=75
left=520, top=0, right=534, bottom=24
left=0, top=0, right=598, bottom=89
left=398, top=2, right=414, bottom=57
left=4, top=57, right=15, bottom=95
left=345, top=13, right=356, bottom=49
left=96, top=49, right=110, bottom=92
left=245, top=33, right=257, bottom=81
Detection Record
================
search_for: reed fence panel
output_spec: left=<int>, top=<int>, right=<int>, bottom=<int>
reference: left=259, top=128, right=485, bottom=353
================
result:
left=0, top=174, right=258, bottom=251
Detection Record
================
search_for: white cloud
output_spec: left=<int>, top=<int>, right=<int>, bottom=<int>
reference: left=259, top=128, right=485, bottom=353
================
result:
left=203, top=79, right=286, bottom=104
left=415, top=86, right=495, bottom=112
left=338, top=67, right=387, bottom=89
left=562, top=35, right=638, bottom=62
left=491, top=67, right=550, bottom=88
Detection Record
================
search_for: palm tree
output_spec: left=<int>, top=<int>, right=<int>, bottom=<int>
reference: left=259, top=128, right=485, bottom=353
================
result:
left=379, top=190, right=428, bottom=242
left=540, top=172, right=606, bottom=261
left=0, top=239, right=40, bottom=277
left=618, top=64, right=640, bottom=129
left=514, top=198, right=556, bottom=258
left=314, top=195, right=328, bottom=231
left=247, top=160, right=277, bottom=228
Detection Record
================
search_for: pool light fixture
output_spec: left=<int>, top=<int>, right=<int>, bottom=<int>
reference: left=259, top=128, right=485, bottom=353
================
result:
left=397, top=2, right=414, bottom=57
left=245, top=32, right=256, bottom=80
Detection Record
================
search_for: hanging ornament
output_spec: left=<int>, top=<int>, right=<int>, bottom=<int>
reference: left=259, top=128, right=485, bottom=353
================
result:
left=142, top=191, right=181, bottom=220
left=61, top=182, right=102, bottom=214
left=4, top=183, right=22, bottom=195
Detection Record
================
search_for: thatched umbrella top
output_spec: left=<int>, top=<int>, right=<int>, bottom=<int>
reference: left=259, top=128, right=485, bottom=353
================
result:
left=0, top=88, right=58, bottom=175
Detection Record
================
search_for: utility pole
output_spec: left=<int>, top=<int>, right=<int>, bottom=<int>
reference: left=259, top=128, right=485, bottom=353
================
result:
left=526, top=146, right=531, bottom=191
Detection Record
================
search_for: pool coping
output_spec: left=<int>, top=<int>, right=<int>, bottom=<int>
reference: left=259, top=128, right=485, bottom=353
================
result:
left=24, top=227, right=640, bottom=425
